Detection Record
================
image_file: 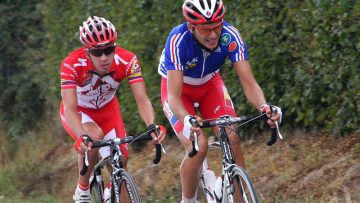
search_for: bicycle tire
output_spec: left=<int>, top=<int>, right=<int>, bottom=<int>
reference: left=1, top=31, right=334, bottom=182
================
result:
left=224, top=166, right=259, bottom=203
left=90, top=179, right=103, bottom=203
left=111, top=171, right=141, bottom=203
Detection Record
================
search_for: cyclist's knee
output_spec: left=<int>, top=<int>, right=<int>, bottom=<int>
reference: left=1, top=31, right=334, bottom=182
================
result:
left=179, top=132, right=209, bottom=152
left=121, top=156, right=128, bottom=169
left=83, top=122, right=104, bottom=140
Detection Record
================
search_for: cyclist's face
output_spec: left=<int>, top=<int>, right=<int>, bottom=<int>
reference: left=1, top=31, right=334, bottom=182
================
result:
left=189, top=21, right=223, bottom=49
left=86, top=45, right=116, bottom=75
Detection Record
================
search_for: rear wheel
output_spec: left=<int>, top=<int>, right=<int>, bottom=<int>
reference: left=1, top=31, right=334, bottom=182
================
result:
left=223, top=166, right=259, bottom=203
left=111, top=171, right=141, bottom=203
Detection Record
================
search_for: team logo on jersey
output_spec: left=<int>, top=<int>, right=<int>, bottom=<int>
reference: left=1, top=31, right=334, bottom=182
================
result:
left=131, top=60, right=140, bottom=74
left=229, top=41, right=237, bottom=52
left=185, top=57, right=198, bottom=70
left=221, top=33, right=231, bottom=45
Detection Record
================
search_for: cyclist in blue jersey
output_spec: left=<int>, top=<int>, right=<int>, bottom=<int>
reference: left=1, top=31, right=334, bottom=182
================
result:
left=158, top=0, right=282, bottom=202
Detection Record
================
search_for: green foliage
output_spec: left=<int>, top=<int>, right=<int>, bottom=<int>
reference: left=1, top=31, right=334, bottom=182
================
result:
left=224, top=0, right=360, bottom=135
left=0, top=0, right=359, bottom=140
left=0, top=1, right=46, bottom=140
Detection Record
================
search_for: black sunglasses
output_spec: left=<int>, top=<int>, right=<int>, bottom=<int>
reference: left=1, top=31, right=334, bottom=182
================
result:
left=89, top=45, right=116, bottom=57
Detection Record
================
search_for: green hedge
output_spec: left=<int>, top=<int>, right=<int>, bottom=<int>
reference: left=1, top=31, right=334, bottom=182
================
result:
left=0, top=0, right=359, bottom=139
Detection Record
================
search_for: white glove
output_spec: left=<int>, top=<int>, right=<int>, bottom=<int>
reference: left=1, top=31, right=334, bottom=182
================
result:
left=183, top=115, right=195, bottom=139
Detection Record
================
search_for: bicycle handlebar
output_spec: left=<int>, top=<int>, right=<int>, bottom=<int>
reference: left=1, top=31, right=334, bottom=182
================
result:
left=80, top=125, right=163, bottom=176
left=188, top=113, right=280, bottom=157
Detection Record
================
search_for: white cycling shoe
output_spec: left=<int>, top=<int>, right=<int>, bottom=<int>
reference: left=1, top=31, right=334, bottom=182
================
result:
left=73, top=190, right=91, bottom=203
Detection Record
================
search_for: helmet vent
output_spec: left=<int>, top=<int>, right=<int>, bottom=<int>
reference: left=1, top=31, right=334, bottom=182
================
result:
left=79, top=16, right=117, bottom=48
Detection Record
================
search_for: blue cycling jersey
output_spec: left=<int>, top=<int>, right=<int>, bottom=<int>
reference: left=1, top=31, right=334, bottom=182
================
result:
left=158, top=20, right=248, bottom=85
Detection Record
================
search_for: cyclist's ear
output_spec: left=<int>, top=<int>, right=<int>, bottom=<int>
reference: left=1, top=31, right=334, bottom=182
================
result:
left=84, top=49, right=91, bottom=59
left=187, top=23, right=194, bottom=33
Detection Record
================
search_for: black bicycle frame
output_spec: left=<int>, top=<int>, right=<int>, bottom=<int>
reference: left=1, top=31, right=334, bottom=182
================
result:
left=219, top=126, right=235, bottom=164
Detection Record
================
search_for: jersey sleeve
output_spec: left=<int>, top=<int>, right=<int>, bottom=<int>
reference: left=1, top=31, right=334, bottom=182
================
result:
left=60, top=59, right=78, bottom=89
left=225, top=25, right=249, bottom=63
left=164, top=32, right=186, bottom=71
left=126, top=55, right=144, bottom=84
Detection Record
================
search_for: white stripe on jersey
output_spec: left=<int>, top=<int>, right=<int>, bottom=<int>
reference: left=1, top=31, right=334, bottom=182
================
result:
left=170, top=33, right=180, bottom=69
left=169, top=31, right=188, bottom=71
left=174, top=31, right=187, bottom=70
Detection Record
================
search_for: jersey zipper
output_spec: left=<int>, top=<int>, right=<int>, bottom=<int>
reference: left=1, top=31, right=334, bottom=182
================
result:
left=201, top=50, right=210, bottom=78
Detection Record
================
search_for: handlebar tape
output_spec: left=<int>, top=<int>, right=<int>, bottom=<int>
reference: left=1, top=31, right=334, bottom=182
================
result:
left=153, top=144, right=162, bottom=164
left=266, top=128, right=277, bottom=146
left=188, top=140, right=198, bottom=157
left=80, top=156, right=88, bottom=176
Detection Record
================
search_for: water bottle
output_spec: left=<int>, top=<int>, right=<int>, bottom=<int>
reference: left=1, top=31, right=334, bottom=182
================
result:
left=203, top=169, right=217, bottom=203
left=213, top=176, right=223, bottom=202
left=103, top=182, right=111, bottom=203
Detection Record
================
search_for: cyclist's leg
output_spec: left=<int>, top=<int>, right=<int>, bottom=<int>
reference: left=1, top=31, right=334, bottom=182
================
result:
left=60, top=104, right=104, bottom=201
left=199, top=75, right=246, bottom=202
left=91, top=99, right=131, bottom=202
left=199, top=75, right=244, bottom=165
left=91, top=98, right=128, bottom=165
left=161, top=77, right=208, bottom=202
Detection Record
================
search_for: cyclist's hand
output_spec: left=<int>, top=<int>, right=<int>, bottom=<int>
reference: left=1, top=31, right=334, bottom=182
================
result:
left=183, top=115, right=201, bottom=140
left=147, top=124, right=167, bottom=144
left=260, top=104, right=282, bottom=127
left=74, top=134, right=93, bottom=154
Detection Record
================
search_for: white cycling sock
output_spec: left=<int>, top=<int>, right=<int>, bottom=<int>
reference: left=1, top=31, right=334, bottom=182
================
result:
left=181, top=193, right=197, bottom=203
left=75, top=184, right=90, bottom=194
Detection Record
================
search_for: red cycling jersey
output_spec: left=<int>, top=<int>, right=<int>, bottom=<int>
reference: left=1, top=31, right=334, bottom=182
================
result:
left=60, top=46, right=144, bottom=158
left=60, top=46, right=144, bottom=109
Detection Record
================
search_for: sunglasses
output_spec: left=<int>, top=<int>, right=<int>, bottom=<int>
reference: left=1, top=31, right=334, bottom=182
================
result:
left=193, top=21, right=223, bottom=35
left=89, top=45, right=116, bottom=57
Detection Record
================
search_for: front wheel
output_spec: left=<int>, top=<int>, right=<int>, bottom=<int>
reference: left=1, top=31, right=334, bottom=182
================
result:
left=111, top=171, right=141, bottom=203
left=223, top=166, right=259, bottom=203
left=90, top=178, right=103, bottom=203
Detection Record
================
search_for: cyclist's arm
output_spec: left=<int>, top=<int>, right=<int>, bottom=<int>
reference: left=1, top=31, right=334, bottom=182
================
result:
left=61, top=88, right=86, bottom=137
left=234, top=60, right=266, bottom=110
left=167, top=70, right=190, bottom=122
left=129, top=82, right=155, bottom=126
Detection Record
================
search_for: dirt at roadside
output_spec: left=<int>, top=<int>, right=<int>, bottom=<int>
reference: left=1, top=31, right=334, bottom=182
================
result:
left=5, top=131, right=358, bottom=203
left=128, top=131, right=360, bottom=203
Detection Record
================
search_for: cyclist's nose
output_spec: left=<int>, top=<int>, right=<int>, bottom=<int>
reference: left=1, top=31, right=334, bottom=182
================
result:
left=99, top=53, right=108, bottom=60
left=209, top=30, right=219, bottom=38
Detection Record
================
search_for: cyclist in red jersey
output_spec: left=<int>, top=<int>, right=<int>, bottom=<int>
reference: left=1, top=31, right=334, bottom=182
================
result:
left=158, top=1, right=282, bottom=202
left=60, top=16, right=166, bottom=203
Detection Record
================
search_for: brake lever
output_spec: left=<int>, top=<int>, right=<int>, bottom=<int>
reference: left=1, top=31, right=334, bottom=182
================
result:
left=153, top=125, right=167, bottom=154
left=160, top=143, right=167, bottom=154
left=84, top=151, right=89, bottom=166
left=194, top=131, right=199, bottom=151
left=188, top=117, right=200, bottom=158
left=275, top=121, right=283, bottom=140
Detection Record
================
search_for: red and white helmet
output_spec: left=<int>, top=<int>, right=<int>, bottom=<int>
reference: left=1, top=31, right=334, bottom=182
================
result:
left=183, top=0, right=225, bottom=24
left=79, top=16, right=117, bottom=48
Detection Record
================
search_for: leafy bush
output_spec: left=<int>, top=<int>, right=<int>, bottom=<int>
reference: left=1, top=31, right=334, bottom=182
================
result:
left=0, top=0, right=359, bottom=139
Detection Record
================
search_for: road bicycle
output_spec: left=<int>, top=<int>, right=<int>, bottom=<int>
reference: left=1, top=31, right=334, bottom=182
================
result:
left=189, top=107, right=283, bottom=203
left=80, top=125, right=164, bottom=203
